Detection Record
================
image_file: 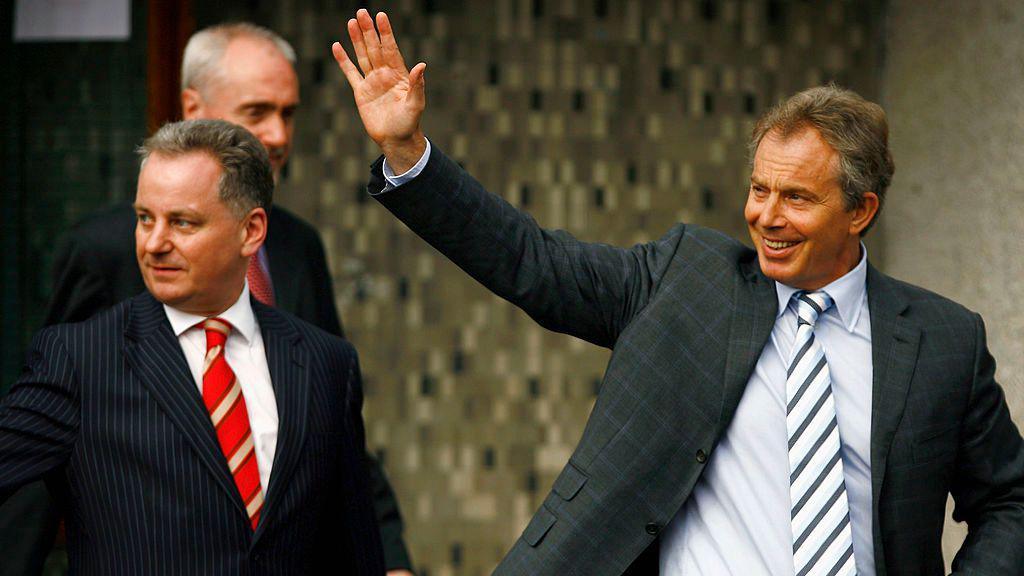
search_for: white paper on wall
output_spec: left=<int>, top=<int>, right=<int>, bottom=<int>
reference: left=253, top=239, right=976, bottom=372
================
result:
left=14, top=0, right=131, bottom=42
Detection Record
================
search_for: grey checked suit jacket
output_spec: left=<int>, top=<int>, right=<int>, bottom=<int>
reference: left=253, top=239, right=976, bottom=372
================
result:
left=0, top=293, right=385, bottom=575
left=369, top=146, right=1024, bottom=575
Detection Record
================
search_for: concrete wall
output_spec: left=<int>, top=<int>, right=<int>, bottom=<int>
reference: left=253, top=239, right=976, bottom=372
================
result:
left=881, top=0, right=1024, bottom=567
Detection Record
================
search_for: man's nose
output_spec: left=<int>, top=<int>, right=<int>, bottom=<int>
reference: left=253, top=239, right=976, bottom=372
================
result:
left=143, top=222, right=171, bottom=253
left=758, top=194, right=785, bottom=228
left=259, top=114, right=288, bottom=149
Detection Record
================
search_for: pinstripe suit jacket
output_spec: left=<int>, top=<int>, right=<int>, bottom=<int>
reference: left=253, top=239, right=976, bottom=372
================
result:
left=370, top=146, right=1024, bottom=576
left=0, top=293, right=385, bottom=575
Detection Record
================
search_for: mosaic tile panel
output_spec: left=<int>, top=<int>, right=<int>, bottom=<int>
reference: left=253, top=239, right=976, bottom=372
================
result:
left=281, top=1, right=882, bottom=573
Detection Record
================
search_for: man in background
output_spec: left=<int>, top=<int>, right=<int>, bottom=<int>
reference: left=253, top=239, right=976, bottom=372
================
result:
left=0, top=23, right=413, bottom=576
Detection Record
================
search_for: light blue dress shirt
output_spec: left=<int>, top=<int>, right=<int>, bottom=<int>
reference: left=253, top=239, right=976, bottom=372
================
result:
left=660, top=248, right=874, bottom=575
left=381, top=139, right=432, bottom=190
left=382, top=142, right=875, bottom=575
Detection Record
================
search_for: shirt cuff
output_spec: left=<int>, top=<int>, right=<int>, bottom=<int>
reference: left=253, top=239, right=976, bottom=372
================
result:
left=381, top=138, right=432, bottom=193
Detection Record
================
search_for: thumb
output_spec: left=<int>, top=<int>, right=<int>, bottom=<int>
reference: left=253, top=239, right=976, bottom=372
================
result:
left=407, top=62, right=427, bottom=109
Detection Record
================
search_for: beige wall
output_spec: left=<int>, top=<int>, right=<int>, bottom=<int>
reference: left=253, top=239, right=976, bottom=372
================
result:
left=881, top=0, right=1024, bottom=568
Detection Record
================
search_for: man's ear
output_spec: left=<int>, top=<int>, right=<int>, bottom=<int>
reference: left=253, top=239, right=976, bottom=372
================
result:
left=181, top=88, right=205, bottom=120
left=849, top=191, right=880, bottom=236
left=240, top=207, right=268, bottom=258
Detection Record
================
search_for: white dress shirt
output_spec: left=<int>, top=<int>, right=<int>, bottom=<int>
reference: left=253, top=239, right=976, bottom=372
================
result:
left=661, top=248, right=874, bottom=575
left=163, top=282, right=279, bottom=493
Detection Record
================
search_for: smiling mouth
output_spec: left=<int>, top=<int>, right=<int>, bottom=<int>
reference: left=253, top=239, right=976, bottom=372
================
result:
left=764, top=239, right=799, bottom=250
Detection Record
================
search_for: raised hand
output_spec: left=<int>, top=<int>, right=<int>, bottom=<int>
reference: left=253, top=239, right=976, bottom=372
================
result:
left=332, top=9, right=427, bottom=173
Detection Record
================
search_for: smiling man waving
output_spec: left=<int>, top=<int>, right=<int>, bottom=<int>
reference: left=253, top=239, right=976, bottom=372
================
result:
left=332, top=10, right=1024, bottom=576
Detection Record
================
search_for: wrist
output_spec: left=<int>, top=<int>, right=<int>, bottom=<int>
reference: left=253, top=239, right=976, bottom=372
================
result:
left=381, top=132, right=427, bottom=175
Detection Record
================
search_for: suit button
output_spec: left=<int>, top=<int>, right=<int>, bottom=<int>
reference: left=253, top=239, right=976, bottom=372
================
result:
left=696, top=449, right=707, bottom=463
left=645, top=522, right=660, bottom=535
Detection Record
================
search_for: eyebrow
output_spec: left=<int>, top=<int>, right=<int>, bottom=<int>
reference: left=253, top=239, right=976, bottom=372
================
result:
left=131, top=205, right=202, bottom=220
left=238, top=102, right=275, bottom=113
left=749, top=176, right=816, bottom=196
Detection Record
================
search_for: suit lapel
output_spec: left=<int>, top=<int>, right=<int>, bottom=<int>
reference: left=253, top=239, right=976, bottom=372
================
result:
left=719, top=260, right=778, bottom=428
left=866, top=265, right=920, bottom=573
left=123, top=293, right=243, bottom=509
left=265, top=209, right=300, bottom=314
left=252, top=300, right=310, bottom=543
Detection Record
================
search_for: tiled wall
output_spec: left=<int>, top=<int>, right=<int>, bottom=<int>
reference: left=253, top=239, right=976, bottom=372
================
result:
left=270, top=2, right=884, bottom=573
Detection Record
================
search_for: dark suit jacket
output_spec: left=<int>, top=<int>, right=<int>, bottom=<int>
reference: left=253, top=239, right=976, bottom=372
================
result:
left=0, top=202, right=411, bottom=574
left=370, top=146, right=1024, bottom=576
left=0, top=293, right=385, bottom=575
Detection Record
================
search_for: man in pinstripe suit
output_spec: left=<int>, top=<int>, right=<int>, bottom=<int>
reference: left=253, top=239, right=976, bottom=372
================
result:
left=0, top=119, right=384, bottom=574
left=332, top=10, right=1024, bottom=575
left=0, top=22, right=413, bottom=576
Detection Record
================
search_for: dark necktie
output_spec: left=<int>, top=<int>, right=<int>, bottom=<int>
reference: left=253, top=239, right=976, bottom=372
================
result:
left=247, top=249, right=276, bottom=306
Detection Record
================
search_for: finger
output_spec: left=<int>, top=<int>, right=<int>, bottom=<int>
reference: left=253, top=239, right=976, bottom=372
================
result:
left=376, top=11, right=409, bottom=72
left=356, top=8, right=385, bottom=70
left=331, top=42, right=363, bottom=90
left=407, top=62, right=427, bottom=109
left=347, top=17, right=372, bottom=74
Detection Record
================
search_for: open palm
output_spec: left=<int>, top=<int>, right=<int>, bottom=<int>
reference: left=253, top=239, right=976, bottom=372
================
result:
left=332, top=10, right=426, bottom=166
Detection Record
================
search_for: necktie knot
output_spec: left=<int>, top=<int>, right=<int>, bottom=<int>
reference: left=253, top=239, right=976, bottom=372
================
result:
left=203, top=317, right=232, bottom=350
left=795, top=290, right=833, bottom=328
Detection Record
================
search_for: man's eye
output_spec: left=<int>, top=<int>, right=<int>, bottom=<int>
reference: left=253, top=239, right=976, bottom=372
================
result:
left=172, top=219, right=193, bottom=228
left=137, top=214, right=152, bottom=224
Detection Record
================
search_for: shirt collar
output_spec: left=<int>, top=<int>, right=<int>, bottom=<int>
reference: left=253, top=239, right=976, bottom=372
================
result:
left=163, top=281, right=257, bottom=343
left=774, top=243, right=868, bottom=332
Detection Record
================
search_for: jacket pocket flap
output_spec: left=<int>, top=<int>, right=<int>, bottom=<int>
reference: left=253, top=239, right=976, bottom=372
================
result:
left=523, top=506, right=557, bottom=547
left=552, top=462, right=588, bottom=501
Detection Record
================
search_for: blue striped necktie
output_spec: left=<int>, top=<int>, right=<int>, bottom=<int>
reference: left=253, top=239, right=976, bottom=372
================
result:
left=787, top=291, right=856, bottom=576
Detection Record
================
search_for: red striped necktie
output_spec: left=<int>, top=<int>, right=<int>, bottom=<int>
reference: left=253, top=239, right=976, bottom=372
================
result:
left=247, top=251, right=276, bottom=306
left=202, top=317, right=263, bottom=530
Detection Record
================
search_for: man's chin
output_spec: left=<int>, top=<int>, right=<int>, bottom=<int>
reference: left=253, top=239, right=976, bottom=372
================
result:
left=758, top=259, right=795, bottom=286
left=147, top=288, right=183, bottom=307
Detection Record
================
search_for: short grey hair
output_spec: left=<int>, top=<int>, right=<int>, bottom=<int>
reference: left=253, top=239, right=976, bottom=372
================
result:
left=749, top=84, right=894, bottom=234
left=138, top=119, right=273, bottom=216
left=181, top=22, right=297, bottom=93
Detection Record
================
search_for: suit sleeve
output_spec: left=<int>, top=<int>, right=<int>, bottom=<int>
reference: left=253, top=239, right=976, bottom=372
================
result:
left=341, top=346, right=389, bottom=574
left=308, top=231, right=345, bottom=339
left=365, top=438, right=413, bottom=570
left=371, top=145, right=683, bottom=349
left=44, top=230, right=116, bottom=326
left=0, top=329, right=80, bottom=503
left=950, top=314, right=1024, bottom=574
